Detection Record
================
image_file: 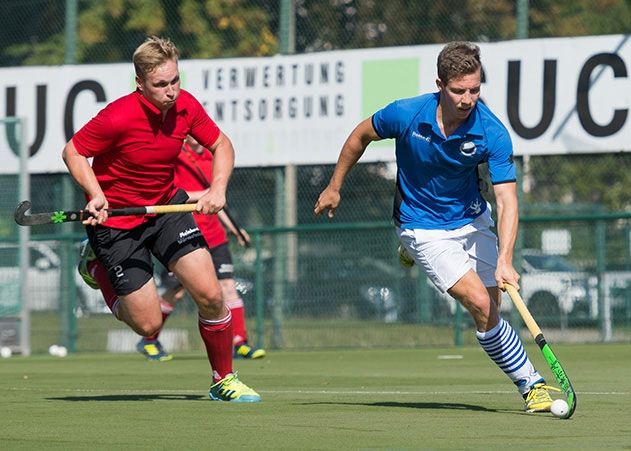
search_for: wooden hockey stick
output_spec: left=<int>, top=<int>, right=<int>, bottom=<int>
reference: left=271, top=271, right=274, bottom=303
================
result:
left=14, top=200, right=196, bottom=226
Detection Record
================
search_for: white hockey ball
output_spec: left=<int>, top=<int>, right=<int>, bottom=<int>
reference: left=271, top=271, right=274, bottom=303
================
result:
left=551, top=399, right=569, bottom=418
left=0, top=346, right=12, bottom=358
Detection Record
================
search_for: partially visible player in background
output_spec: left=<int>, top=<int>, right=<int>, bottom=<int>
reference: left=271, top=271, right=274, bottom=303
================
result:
left=78, top=135, right=265, bottom=361
left=314, top=41, right=558, bottom=413
left=162, top=135, right=266, bottom=360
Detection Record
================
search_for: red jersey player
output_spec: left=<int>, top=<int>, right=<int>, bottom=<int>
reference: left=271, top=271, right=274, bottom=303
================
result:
left=63, top=36, right=260, bottom=402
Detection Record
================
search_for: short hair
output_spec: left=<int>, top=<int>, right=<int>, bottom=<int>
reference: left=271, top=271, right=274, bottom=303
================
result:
left=437, top=41, right=481, bottom=84
left=133, top=36, right=180, bottom=79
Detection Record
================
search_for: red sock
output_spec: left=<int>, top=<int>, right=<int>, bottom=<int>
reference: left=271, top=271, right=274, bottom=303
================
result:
left=91, top=260, right=121, bottom=319
left=225, top=297, right=247, bottom=346
left=144, top=299, right=174, bottom=341
left=198, top=310, right=233, bottom=382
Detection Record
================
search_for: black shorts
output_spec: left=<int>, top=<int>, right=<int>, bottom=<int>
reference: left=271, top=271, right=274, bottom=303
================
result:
left=87, top=190, right=207, bottom=296
left=159, top=242, right=233, bottom=291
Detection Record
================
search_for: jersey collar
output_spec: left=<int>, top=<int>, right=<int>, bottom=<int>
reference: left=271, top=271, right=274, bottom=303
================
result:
left=134, top=89, right=170, bottom=116
left=455, top=105, right=484, bottom=138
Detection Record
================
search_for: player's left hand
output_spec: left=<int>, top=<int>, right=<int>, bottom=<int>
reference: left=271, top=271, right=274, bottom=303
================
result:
left=496, top=261, right=520, bottom=291
left=236, top=228, right=251, bottom=247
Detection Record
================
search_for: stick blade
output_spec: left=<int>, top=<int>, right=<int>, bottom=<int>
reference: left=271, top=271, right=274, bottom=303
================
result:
left=14, top=200, right=34, bottom=225
left=14, top=201, right=62, bottom=226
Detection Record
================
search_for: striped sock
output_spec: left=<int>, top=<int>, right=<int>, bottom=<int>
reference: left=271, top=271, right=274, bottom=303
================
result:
left=476, top=318, right=543, bottom=395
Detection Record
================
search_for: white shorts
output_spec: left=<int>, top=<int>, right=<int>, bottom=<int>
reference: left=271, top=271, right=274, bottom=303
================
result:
left=397, top=209, right=498, bottom=293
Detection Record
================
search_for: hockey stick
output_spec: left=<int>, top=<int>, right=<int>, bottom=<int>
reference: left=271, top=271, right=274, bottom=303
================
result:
left=504, top=283, right=577, bottom=419
left=221, top=205, right=251, bottom=248
left=14, top=200, right=196, bottom=226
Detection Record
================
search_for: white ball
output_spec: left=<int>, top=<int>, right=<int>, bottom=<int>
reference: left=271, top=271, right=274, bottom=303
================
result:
left=48, top=344, right=59, bottom=356
left=56, top=346, right=68, bottom=357
left=0, top=346, right=12, bottom=358
left=551, top=399, right=569, bottom=418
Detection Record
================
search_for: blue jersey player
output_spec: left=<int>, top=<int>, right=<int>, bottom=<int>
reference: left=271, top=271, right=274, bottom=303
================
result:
left=314, top=41, right=558, bottom=413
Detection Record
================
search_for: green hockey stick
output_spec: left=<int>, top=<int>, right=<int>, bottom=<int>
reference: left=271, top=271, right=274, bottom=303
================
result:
left=505, top=283, right=577, bottom=419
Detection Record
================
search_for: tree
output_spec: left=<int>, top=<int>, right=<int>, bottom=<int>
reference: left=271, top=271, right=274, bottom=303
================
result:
left=525, top=154, right=631, bottom=212
left=1, top=0, right=279, bottom=66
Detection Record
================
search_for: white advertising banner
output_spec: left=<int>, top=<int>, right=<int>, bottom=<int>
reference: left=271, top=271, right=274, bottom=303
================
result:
left=0, top=34, right=629, bottom=173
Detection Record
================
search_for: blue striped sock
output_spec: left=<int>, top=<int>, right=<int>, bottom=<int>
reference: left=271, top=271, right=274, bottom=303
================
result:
left=477, top=318, right=542, bottom=395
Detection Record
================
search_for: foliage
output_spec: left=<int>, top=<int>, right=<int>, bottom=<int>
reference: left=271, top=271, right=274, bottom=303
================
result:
left=179, top=0, right=278, bottom=58
left=295, top=0, right=517, bottom=51
left=525, top=154, right=631, bottom=211
left=530, top=0, right=631, bottom=38
left=2, top=0, right=630, bottom=66
left=0, top=0, right=279, bottom=66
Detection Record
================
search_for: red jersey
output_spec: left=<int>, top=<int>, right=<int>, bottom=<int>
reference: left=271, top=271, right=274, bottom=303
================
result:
left=72, top=89, right=221, bottom=229
left=176, top=144, right=228, bottom=248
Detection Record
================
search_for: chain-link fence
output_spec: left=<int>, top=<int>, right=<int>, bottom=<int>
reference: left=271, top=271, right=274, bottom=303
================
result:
left=1, top=1, right=630, bottom=353
left=2, top=156, right=630, bottom=353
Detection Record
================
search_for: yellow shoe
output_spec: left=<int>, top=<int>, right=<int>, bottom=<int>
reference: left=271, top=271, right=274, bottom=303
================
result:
left=397, top=245, right=414, bottom=268
left=209, top=373, right=261, bottom=402
left=234, top=343, right=266, bottom=359
left=77, top=239, right=99, bottom=290
left=524, top=382, right=561, bottom=412
left=136, top=339, right=173, bottom=362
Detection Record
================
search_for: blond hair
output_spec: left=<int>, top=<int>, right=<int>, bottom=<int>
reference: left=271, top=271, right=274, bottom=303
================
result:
left=133, top=36, right=180, bottom=79
left=437, top=41, right=481, bottom=84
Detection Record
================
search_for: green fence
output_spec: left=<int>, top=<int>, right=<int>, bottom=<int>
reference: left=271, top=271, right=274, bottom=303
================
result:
left=0, top=117, right=630, bottom=353
left=2, top=199, right=630, bottom=354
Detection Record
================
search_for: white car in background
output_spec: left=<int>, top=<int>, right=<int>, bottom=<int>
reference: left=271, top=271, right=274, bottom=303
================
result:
left=517, top=249, right=596, bottom=321
left=0, top=241, right=106, bottom=315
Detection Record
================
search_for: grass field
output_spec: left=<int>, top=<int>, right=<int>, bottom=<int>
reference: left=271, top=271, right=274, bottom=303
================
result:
left=1, top=343, right=630, bottom=450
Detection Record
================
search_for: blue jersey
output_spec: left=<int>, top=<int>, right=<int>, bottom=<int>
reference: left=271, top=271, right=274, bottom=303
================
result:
left=372, top=92, right=516, bottom=230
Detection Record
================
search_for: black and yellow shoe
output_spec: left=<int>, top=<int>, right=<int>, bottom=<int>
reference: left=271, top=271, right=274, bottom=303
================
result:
left=234, top=342, right=266, bottom=359
left=397, top=245, right=414, bottom=268
left=136, top=338, right=173, bottom=362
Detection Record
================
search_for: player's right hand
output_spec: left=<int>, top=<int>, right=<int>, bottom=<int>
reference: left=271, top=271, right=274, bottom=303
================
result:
left=84, top=195, right=109, bottom=226
left=314, top=187, right=340, bottom=218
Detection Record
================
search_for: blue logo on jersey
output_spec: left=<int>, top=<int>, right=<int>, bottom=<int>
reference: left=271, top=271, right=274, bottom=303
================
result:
left=460, top=141, right=477, bottom=156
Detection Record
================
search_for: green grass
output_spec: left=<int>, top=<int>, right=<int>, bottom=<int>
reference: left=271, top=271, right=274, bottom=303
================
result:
left=1, top=344, right=630, bottom=450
